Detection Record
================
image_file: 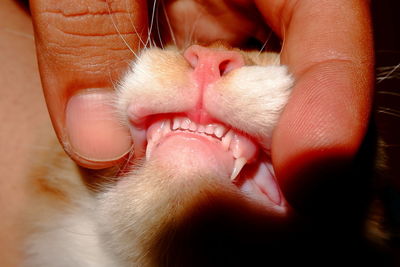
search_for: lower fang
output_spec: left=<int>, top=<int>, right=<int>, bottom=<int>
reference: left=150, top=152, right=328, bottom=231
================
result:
left=231, top=157, right=247, bottom=181
left=254, top=162, right=281, bottom=205
left=145, top=141, right=155, bottom=160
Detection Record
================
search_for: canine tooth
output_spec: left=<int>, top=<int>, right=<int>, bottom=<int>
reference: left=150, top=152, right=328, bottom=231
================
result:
left=222, top=129, right=234, bottom=150
left=181, top=118, right=191, bottom=130
left=148, top=126, right=162, bottom=144
left=189, top=122, right=197, bottom=132
left=231, top=157, right=247, bottom=181
left=230, top=134, right=241, bottom=159
left=162, top=119, right=171, bottom=134
left=205, top=125, right=214, bottom=135
left=254, top=162, right=281, bottom=205
left=129, top=126, right=147, bottom=158
left=214, top=125, right=225, bottom=138
left=172, top=118, right=181, bottom=130
left=145, top=140, right=154, bottom=160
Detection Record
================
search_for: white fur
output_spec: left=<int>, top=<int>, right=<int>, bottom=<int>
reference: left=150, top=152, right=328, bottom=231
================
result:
left=22, top=143, right=119, bottom=266
left=206, top=65, right=293, bottom=148
left=117, top=47, right=293, bottom=149
left=24, top=207, right=117, bottom=267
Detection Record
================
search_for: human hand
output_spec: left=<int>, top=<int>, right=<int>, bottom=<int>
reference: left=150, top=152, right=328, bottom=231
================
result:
left=30, top=0, right=374, bottom=211
left=30, top=0, right=148, bottom=169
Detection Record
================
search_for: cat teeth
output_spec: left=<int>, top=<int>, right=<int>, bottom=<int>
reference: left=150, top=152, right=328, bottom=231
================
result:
left=215, top=125, right=227, bottom=138
left=170, top=117, right=228, bottom=140
left=172, top=118, right=181, bottom=130
left=181, top=118, right=191, bottom=130
left=145, top=119, right=171, bottom=160
left=230, top=133, right=258, bottom=160
left=197, top=125, right=205, bottom=133
left=146, top=117, right=258, bottom=181
left=231, top=157, right=247, bottom=181
left=253, top=161, right=281, bottom=205
left=221, top=130, right=234, bottom=151
left=162, top=119, right=171, bottom=135
left=145, top=140, right=154, bottom=160
left=205, top=125, right=214, bottom=135
left=189, top=122, right=197, bottom=132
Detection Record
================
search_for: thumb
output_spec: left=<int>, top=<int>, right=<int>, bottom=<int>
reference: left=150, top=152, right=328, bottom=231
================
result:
left=30, top=0, right=147, bottom=168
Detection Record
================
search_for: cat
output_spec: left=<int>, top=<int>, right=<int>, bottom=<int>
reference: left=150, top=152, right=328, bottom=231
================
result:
left=23, top=36, right=297, bottom=265
left=21, top=0, right=396, bottom=266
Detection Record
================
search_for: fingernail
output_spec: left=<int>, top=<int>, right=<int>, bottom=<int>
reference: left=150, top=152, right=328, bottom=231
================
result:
left=65, top=90, right=132, bottom=166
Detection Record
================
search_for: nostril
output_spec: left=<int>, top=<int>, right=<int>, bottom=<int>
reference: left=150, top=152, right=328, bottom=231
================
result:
left=219, top=60, right=230, bottom=76
left=185, top=51, right=199, bottom=69
left=218, top=57, right=244, bottom=76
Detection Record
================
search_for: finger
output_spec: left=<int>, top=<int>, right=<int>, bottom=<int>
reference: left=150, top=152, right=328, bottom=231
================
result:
left=255, top=0, right=374, bottom=210
left=30, top=0, right=148, bottom=168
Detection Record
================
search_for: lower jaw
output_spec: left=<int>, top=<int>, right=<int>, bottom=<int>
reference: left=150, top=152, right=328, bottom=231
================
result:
left=146, top=133, right=288, bottom=215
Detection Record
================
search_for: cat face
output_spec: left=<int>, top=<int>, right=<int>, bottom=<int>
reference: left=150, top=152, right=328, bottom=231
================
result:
left=95, top=43, right=293, bottom=266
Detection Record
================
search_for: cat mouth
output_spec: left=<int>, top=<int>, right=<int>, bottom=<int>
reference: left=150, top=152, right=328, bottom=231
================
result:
left=128, top=115, right=287, bottom=214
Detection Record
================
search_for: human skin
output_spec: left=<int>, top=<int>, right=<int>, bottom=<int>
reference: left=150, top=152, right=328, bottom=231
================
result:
left=0, top=1, right=48, bottom=266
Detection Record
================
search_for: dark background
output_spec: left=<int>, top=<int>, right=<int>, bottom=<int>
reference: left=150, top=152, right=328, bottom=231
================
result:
left=372, top=0, right=400, bottom=264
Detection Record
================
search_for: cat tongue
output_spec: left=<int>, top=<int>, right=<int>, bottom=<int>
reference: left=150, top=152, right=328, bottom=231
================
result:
left=143, top=118, right=258, bottom=179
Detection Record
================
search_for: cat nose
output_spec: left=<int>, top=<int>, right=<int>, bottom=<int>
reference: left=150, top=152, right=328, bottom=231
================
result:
left=184, top=45, right=245, bottom=83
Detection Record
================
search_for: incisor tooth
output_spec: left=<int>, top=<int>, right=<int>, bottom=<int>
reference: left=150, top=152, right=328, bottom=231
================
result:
left=162, top=119, right=171, bottom=134
left=197, top=125, right=205, bottom=133
left=189, top=122, right=197, bottom=132
left=205, top=125, right=214, bottom=135
left=181, top=118, right=191, bottom=130
left=231, top=157, right=247, bottom=181
left=172, top=118, right=181, bottom=130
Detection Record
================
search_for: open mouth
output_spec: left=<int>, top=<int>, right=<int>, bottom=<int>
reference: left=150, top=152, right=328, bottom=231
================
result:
left=127, top=114, right=287, bottom=213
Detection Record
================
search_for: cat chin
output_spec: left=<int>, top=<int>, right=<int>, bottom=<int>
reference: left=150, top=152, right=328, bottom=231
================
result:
left=97, top=158, right=291, bottom=266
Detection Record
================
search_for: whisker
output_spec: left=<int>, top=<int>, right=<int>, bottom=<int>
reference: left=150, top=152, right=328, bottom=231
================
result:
left=155, top=1, right=164, bottom=49
left=162, top=0, right=177, bottom=47
left=376, top=91, right=400, bottom=97
left=106, top=1, right=139, bottom=59
left=376, top=107, right=400, bottom=118
left=257, top=31, right=273, bottom=56
left=146, top=0, right=158, bottom=48
left=4, top=28, right=34, bottom=40
left=186, top=12, right=202, bottom=48
left=125, top=0, right=147, bottom=48
left=188, top=15, right=198, bottom=47
left=278, top=20, right=287, bottom=64
left=376, top=63, right=400, bottom=83
left=380, top=143, right=400, bottom=148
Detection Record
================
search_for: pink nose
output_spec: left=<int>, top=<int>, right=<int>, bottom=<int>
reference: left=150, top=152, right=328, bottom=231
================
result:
left=184, top=45, right=245, bottom=84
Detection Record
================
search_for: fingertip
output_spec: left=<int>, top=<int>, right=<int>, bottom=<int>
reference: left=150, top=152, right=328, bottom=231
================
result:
left=64, top=90, right=132, bottom=169
left=271, top=62, right=372, bottom=212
